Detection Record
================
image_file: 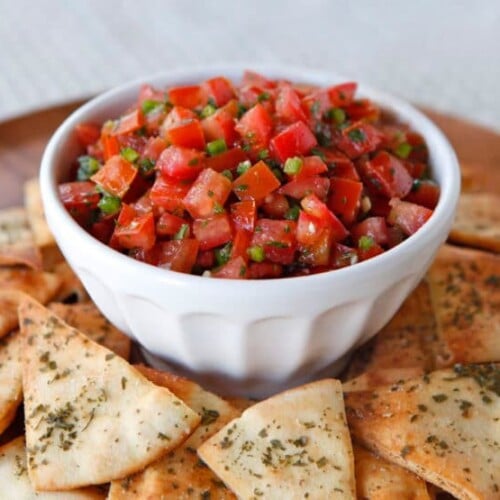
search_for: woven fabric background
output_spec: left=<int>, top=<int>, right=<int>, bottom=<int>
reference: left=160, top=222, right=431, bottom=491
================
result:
left=0, top=0, right=499, bottom=131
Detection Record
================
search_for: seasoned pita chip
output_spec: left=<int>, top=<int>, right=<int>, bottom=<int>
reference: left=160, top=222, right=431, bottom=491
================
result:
left=0, top=268, right=61, bottom=304
left=109, top=366, right=239, bottom=499
left=346, top=364, right=500, bottom=499
left=354, top=444, right=431, bottom=500
left=426, top=245, right=500, bottom=366
left=0, top=331, right=23, bottom=435
left=0, top=436, right=105, bottom=499
left=344, top=281, right=435, bottom=387
left=225, top=397, right=257, bottom=412
left=449, top=193, right=500, bottom=253
left=23, top=178, right=63, bottom=270
left=199, top=379, right=356, bottom=500
left=19, top=298, right=200, bottom=490
left=0, top=207, right=42, bottom=269
left=53, top=261, right=89, bottom=303
left=343, top=367, right=425, bottom=393
left=0, top=289, right=29, bottom=339
left=49, top=302, right=130, bottom=360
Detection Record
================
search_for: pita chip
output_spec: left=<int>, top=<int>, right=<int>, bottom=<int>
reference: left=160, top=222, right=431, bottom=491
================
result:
left=0, top=436, right=105, bottom=499
left=0, top=289, right=30, bottom=339
left=109, top=366, right=239, bottom=499
left=0, top=331, right=23, bottom=435
left=198, top=379, right=356, bottom=500
left=353, top=444, right=431, bottom=500
left=0, top=267, right=61, bottom=304
left=19, top=297, right=200, bottom=490
left=345, top=364, right=500, bottom=499
left=426, top=244, right=500, bottom=366
left=449, top=193, right=500, bottom=253
left=344, top=281, right=435, bottom=389
left=53, top=261, right=89, bottom=303
left=49, top=302, right=131, bottom=360
left=23, top=177, right=63, bottom=270
left=0, top=207, right=42, bottom=269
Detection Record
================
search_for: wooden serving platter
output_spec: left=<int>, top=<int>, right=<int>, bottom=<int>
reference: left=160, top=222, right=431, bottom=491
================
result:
left=0, top=101, right=499, bottom=207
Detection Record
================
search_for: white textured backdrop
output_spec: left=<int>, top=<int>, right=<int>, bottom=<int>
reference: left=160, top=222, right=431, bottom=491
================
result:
left=0, top=0, right=499, bottom=131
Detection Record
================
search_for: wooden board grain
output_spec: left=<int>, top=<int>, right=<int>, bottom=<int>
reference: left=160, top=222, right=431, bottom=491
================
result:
left=0, top=102, right=498, bottom=210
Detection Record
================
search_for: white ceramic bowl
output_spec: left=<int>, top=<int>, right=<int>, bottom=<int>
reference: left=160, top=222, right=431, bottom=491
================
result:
left=40, top=64, right=460, bottom=397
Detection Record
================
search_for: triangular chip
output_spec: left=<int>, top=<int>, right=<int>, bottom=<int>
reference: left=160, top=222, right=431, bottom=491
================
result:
left=109, top=366, right=239, bottom=499
left=354, top=444, right=431, bottom=500
left=23, top=178, right=63, bottom=270
left=19, top=297, right=200, bottom=490
left=345, top=364, right=500, bottom=499
left=426, top=245, right=500, bottom=366
left=449, top=193, right=500, bottom=253
left=0, top=436, right=105, bottom=499
left=0, top=207, right=42, bottom=269
left=0, top=331, right=23, bottom=435
left=0, top=268, right=61, bottom=304
left=52, top=261, right=89, bottom=303
left=344, top=281, right=435, bottom=389
left=48, top=302, right=131, bottom=360
left=198, top=379, right=356, bottom=499
left=0, top=289, right=29, bottom=339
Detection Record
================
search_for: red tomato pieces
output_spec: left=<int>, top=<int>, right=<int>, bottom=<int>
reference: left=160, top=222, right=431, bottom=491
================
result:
left=63, top=72, right=437, bottom=278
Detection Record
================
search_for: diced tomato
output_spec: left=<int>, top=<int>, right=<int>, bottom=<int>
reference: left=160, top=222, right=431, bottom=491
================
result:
left=275, top=85, right=308, bottom=124
left=156, top=212, right=187, bottom=236
left=192, top=214, right=233, bottom=250
left=369, top=195, right=391, bottom=218
left=301, top=194, right=348, bottom=242
left=278, top=176, right=330, bottom=201
left=161, top=107, right=198, bottom=136
left=132, top=192, right=153, bottom=214
left=251, top=219, right=297, bottom=265
left=248, top=262, right=283, bottom=279
left=235, top=103, right=273, bottom=151
left=298, top=225, right=334, bottom=267
left=232, top=161, right=281, bottom=201
left=403, top=161, right=427, bottom=180
left=230, top=229, right=252, bottom=260
left=168, top=85, right=205, bottom=109
left=296, top=211, right=325, bottom=246
left=387, top=226, right=405, bottom=248
left=220, top=99, right=240, bottom=118
left=319, top=149, right=359, bottom=181
left=91, top=155, right=138, bottom=198
left=183, top=168, right=232, bottom=219
left=238, top=86, right=267, bottom=110
left=302, top=89, right=332, bottom=122
left=241, top=71, right=275, bottom=89
left=230, top=200, right=256, bottom=231
left=90, top=216, right=115, bottom=244
left=336, top=122, right=382, bottom=159
left=114, top=212, right=156, bottom=250
left=166, top=119, right=205, bottom=150
left=113, top=109, right=145, bottom=136
left=205, top=147, right=248, bottom=172
left=388, top=198, right=433, bottom=236
left=331, top=243, right=358, bottom=269
left=294, top=156, right=328, bottom=179
left=203, top=77, right=235, bottom=107
left=142, top=137, right=167, bottom=162
left=360, top=151, right=413, bottom=199
left=328, top=82, right=357, bottom=107
left=150, top=175, right=190, bottom=213
left=109, top=204, right=136, bottom=249
left=358, top=242, right=385, bottom=261
left=75, top=123, right=101, bottom=147
left=157, top=146, right=205, bottom=181
left=345, top=99, right=380, bottom=121
left=157, top=239, right=199, bottom=273
left=404, top=180, right=440, bottom=209
left=328, top=177, right=363, bottom=225
left=351, top=217, right=389, bottom=246
left=59, top=181, right=100, bottom=226
left=212, top=256, right=248, bottom=279
left=196, top=250, right=215, bottom=269
left=101, top=125, right=120, bottom=161
left=202, top=108, right=237, bottom=146
left=270, top=121, right=317, bottom=162
left=261, top=193, right=289, bottom=218
left=406, top=132, right=428, bottom=162
left=138, top=84, right=165, bottom=106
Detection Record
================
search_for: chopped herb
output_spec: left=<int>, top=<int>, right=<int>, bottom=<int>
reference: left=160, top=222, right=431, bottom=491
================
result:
left=248, top=245, right=265, bottom=263
left=235, top=184, right=248, bottom=192
left=76, top=155, right=100, bottom=181
left=316, top=456, right=328, bottom=468
left=200, top=407, right=220, bottom=426
left=173, top=223, right=190, bottom=240
left=283, top=157, right=303, bottom=175
left=394, top=142, right=413, bottom=159
left=347, top=128, right=366, bottom=143
left=98, top=193, right=121, bottom=215
left=213, top=202, right=225, bottom=214
left=221, top=169, right=233, bottom=181
left=310, top=148, right=326, bottom=160
left=358, top=235, right=375, bottom=251
left=284, top=205, right=300, bottom=221
left=325, top=107, right=346, bottom=125
left=267, top=241, right=288, bottom=248
left=257, top=91, right=270, bottom=102
left=215, top=242, right=232, bottom=266
left=400, top=444, right=414, bottom=458
left=236, top=160, right=251, bottom=175
left=200, top=103, right=217, bottom=118
left=157, top=432, right=170, bottom=441
left=432, top=394, right=448, bottom=403
left=239, top=264, right=247, bottom=277
left=121, top=377, right=127, bottom=390
left=120, top=147, right=139, bottom=163
left=207, top=139, right=227, bottom=156
left=188, top=157, right=199, bottom=166
left=141, top=99, right=163, bottom=114
left=237, top=103, right=247, bottom=118
left=258, top=149, right=269, bottom=160
left=138, top=158, right=155, bottom=175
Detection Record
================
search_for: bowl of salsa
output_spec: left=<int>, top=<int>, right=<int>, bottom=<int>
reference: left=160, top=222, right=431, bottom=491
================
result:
left=40, top=65, right=460, bottom=396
